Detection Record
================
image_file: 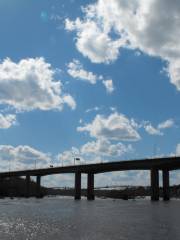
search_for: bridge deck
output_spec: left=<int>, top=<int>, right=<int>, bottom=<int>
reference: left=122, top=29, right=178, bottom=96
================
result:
left=0, top=156, right=180, bottom=178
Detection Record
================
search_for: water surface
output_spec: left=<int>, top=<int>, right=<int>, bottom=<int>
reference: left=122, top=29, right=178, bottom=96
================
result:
left=0, top=197, right=179, bottom=240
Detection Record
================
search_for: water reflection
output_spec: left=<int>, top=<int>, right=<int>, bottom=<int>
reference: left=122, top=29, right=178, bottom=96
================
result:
left=0, top=197, right=179, bottom=240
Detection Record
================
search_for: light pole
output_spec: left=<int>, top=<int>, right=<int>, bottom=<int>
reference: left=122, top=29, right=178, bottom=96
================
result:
left=74, top=157, right=80, bottom=165
left=72, top=148, right=80, bottom=165
left=8, top=158, right=11, bottom=172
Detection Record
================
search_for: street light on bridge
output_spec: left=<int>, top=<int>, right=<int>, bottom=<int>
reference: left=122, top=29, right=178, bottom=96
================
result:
left=74, top=157, right=80, bottom=165
left=34, top=159, right=37, bottom=169
left=72, top=148, right=80, bottom=165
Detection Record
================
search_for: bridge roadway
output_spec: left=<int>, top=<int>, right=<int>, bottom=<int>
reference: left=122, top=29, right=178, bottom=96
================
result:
left=0, top=156, right=180, bottom=200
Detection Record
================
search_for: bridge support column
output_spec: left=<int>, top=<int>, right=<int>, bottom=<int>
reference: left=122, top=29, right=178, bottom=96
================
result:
left=87, top=173, right=94, bottom=200
left=36, top=176, right=41, bottom=198
left=25, top=174, right=30, bottom=198
left=75, top=172, right=81, bottom=200
left=162, top=169, right=170, bottom=201
left=151, top=168, right=159, bottom=201
left=0, top=178, right=4, bottom=197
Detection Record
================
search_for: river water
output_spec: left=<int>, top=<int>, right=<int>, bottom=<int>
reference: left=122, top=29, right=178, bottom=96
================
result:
left=0, top=197, right=179, bottom=240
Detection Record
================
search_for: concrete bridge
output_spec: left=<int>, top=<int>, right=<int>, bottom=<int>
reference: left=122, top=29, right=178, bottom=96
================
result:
left=1, top=156, right=180, bottom=201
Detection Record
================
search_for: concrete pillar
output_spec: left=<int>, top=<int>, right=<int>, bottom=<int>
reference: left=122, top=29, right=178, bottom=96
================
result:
left=162, top=169, right=170, bottom=201
left=151, top=168, right=159, bottom=201
left=25, top=174, right=30, bottom=198
left=36, top=175, right=41, bottom=198
left=75, top=172, right=81, bottom=200
left=9, top=177, right=15, bottom=198
left=87, top=173, right=95, bottom=200
left=0, top=178, right=4, bottom=197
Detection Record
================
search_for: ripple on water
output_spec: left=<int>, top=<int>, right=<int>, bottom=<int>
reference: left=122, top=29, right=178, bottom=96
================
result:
left=0, top=197, right=178, bottom=240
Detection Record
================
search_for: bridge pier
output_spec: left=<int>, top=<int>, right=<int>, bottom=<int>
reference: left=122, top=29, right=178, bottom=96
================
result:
left=151, top=168, right=159, bottom=201
left=25, top=174, right=30, bottom=198
left=87, top=173, right=95, bottom=200
left=162, top=169, right=170, bottom=201
left=0, top=178, right=4, bottom=196
left=75, top=172, right=81, bottom=200
left=36, top=175, right=41, bottom=198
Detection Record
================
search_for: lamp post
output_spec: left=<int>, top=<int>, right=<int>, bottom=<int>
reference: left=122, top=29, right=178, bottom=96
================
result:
left=8, top=158, right=11, bottom=172
left=72, top=147, right=81, bottom=165
left=74, top=157, right=80, bottom=165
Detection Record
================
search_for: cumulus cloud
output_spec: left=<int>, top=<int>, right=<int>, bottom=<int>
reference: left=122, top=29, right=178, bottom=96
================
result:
left=158, top=119, right=174, bottom=129
left=77, top=112, right=141, bottom=141
left=65, top=0, right=180, bottom=89
left=0, top=114, right=17, bottom=129
left=0, top=145, right=51, bottom=171
left=176, top=144, right=180, bottom=156
left=57, top=139, right=132, bottom=166
left=144, top=119, right=174, bottom=136
left=67, top=59, right=98, bottom=84
left=78, top=112, right=174, bottom=139
left=65, top=19, right=124, bottom=63
left=63, top=95, right=76, bottom=110
left=0, top=57, right=76, bottom=111
left=102, top=79, right=114, bottom=93
left=81, top=138, right=132, bottom=158
left=58, top=112, right=137, bottom=165
left=67, top=59, right=114, bottom=93
left=144, top=124, right=162, bottom=136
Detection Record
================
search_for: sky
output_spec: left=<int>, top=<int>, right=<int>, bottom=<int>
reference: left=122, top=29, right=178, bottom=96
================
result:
left=0, top=0, right=180, bottom=187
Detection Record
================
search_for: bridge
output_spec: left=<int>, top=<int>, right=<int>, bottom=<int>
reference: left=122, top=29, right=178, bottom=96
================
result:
left=1, top=156, right=180, bottom=201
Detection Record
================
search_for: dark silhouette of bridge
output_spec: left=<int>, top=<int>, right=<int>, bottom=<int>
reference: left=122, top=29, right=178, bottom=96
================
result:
left=1, top=156, right=180, bottom=200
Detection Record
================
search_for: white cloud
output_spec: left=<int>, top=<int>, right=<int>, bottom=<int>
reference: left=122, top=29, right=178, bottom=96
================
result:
left=65, top=18, right=123, bottom=63
left=81, top=138, right=132, bottom=158
left=67, top=59, right=114, bottom=93
left=158, top=119, right=174, bottom=129
left=0, top=58, right=76, bottom=111
left=168, top=60, right=180, bottom=90
left=67, top=59, right=98, bottom=84
left=77, top=112, right=141, bottom=141
left=57, top=139, right=132, bottom=166
left=176, top=144, right=180, bottom=156
left=144, top=124, right=162, bottom=136
left=63, top=95, right=76, bottom=110
left=65, top=0, right=180, bottom=90
left=0, top=145, right=51, bottom=171
left=102, top=79, right=114, bottom=93
left=58, top=112, right=137, bottom=165
left=78, top=113, right=174, bottom=139
left=144, top=119, right=174, bottom=136
left=86, top=106, right=100, bottom=113
left=0, top=114, right=17, bottom=129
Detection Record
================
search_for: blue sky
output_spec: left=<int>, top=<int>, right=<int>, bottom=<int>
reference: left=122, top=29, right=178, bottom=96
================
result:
left=0, top=0, right=180, bottom=187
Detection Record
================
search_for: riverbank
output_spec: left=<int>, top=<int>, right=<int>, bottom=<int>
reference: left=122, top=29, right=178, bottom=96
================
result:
left=1, top=177, right=180, bottom=200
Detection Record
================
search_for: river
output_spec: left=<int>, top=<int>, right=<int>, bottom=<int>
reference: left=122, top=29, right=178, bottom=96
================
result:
left=0, top=197, right=179, bottom=240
